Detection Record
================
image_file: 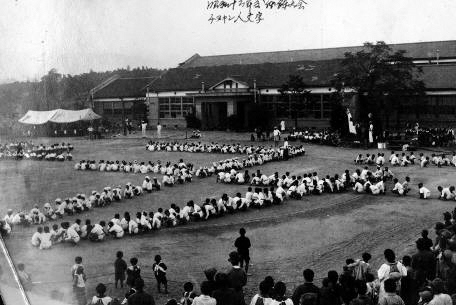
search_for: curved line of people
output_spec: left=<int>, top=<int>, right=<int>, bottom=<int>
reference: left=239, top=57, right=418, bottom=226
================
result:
left=355, top=151, right=456, bottom=168
left=26, top=186, right=294, bottom=250
left=74, top=159, right=194, bottom=175
left=0, top=175, right=172, bottom=235
left=0, top=141, right=74, bottom=161
left=145, top=141, right=304, bottom=156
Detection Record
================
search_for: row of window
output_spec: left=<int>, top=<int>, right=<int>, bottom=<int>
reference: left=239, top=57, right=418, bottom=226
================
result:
left=259, top=94, right=332, bottom=119
left=159, top=97, right=195, bottom=118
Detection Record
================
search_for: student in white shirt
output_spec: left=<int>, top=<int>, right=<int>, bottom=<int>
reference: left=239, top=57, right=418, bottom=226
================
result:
left=418, top=183, right=431, bottom=199
left=89, top=221, right=106, bottom=241
left=438, top=186, right=455, bottom=200
left=353, top=180, right=364, bottom=193
left=31, top=227, right=43, bottom=247
left=392, top=178, right=405, bottom=195
left=142, top=176, right=153, bottom=193
left=108, top=221, right=124, bottom=238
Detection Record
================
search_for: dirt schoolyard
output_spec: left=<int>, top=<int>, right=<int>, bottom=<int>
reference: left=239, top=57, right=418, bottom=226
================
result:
left=1, top=131, right=455, bottom=305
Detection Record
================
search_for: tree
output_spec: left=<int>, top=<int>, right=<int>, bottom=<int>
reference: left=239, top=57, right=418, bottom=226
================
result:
left=278, top=75, right=311, bottom=128
left=332, top=41, right=425, bottom=134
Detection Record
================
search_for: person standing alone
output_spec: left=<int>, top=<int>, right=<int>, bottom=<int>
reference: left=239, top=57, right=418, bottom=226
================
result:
left=234, top=228, right=251, bottom=275
left=157, top=122, right=162, bottom=138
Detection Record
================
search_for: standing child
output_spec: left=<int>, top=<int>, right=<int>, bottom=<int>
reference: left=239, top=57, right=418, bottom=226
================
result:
left=73, top=266, right=87, bottom=305
left=114, top=251, right=128, bottom=289
left=153, top=254, right=168, bottom=294
left=71, top=256, right=83, bottom=280
left=126, top=257, right=141, bottom=289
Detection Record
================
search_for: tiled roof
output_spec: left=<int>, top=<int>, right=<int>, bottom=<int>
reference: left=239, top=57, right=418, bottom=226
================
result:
left=148, top=59, right=342, bottom=92
left=181, top=40, right=456, bottom=68
left=148, top=61, right=456, bottom=92
left=92, top=77, right=156, bottom=99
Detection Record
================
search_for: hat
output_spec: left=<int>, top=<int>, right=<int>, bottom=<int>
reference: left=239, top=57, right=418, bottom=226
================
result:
left=92, top=191, right=97, bottom=195
left=55, top=198, right=62, bottom=203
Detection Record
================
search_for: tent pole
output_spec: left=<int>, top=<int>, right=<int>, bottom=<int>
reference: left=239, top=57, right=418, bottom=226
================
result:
left=0, top=235, right=32, bottom=305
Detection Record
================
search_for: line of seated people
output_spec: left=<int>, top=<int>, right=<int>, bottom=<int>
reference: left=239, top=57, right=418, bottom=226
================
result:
left=0, top=142, right=74, bottom=160
left=74, top=159, right=193, bottom=174
left=146, top=140, right=305, bottom=155
left=28, top=185, right=296, bottom=249
left=355, top=151, right=456, bottom=168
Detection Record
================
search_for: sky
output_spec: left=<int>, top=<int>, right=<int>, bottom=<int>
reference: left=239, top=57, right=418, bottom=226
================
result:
left=0, top=0, right=456, bottom=82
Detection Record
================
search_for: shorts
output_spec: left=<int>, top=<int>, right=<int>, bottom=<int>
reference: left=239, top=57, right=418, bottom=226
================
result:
left=155, top=274, right=167, bottom=284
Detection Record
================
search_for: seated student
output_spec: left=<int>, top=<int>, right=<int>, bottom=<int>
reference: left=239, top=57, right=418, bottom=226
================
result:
left=163, top=174, right=174, bottom=187
left=112, top=187, right=122, bottom=201
left=65, top=198, right=75, bottom=215
left=138, top=212, right=151, bottom=232
left=370, top=179, right=385, bottom=195
left=124, top=184, right=134, bottom=199
left=31, top=226, right=43, bottom=247
left=452, top=152, right=456, bottom=167
left=126, top=214, right=139, bottom=235
left=400, top=153, right=411, bottom=167
left=353, top=180, right=364, bottom=193
left=51, top=223, right=65, bottom=243
left=420, top=154, right=430, bottom=168
left=376, top=153, right=385, bottom=166
left=30, top=205, right=46, bottom=225
left=133, top=185, right=143, bottom=196
left=88, top=221, right=106, bottom=242
left=212, top=198, right=226, bottom=216
left=163, top=210, right=177, bottom=227
left=80, top=219, right=93, bottom=239
left=186, top=201, right=203, bottom=220
left=402, top=176, right=411, bottom=194
left=392, top=178, right=405, bottom=196
left=108, top=221, right=124, bottom=239
left=65, top=221, right=81, bottom=244
left=418, top=183, right=431, bottom=199
left=152, top=209, right=164, bottom=229
left=390, top=153, right=400, bottom=166
left=39, top=226, right=53, bottom=250
left=201, top=199, right=216, bottom=220
left=438, top=186, right=455, bottom=200
left=0, top=220, right=11, bottom=236
left=382, top=167, right=394, bottom=181
left=355, top=154, right=363, bottom=164
left=250, top=173, right=261, bottom=185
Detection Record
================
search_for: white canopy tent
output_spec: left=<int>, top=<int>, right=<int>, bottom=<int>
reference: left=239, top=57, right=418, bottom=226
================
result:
left=18, top=109, right=101, bottom=125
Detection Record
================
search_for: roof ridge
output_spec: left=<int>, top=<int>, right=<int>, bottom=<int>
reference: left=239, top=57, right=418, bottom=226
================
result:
left=195, top=40, right=456, bottom=59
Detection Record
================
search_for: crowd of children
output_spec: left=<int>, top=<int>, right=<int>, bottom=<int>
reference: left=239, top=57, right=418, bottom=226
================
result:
left=0, top=142, right=74, bottom=161
left=287, top=129, right=341, bottom=146
left=355, top=151, right=456, bottom=168
left=145, top=141, right=303, bottom=155
left=74, top=159, right=194, bottom=176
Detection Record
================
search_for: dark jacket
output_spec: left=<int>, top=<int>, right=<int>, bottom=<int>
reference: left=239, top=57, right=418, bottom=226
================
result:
left=127, top=290, right=155, bottom=305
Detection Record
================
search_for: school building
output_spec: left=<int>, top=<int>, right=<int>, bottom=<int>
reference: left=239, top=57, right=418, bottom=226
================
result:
left=91, top=40, right=456, bottom=130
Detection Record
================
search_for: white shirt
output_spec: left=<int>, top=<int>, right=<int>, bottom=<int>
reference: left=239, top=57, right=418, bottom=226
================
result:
left=250, top=295, right=273, bottom=305
left=420, top=186, right=431, bottom=198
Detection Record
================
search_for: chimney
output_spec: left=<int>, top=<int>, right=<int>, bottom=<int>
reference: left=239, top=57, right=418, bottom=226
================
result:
left=436, top=49, right=440, bottom=65
left=202, top=81, right=205, bottom=92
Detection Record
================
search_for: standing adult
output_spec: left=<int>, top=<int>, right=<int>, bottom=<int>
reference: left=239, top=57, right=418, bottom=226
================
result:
left=157, top=123, right=162, bottom=138
left=273, top=127, right=281, bottom=147
left=234, top=228, right=251, bottom=274
left=141, top=120, right=148, bottom=138
left=280, top=120, right=285, bottom=133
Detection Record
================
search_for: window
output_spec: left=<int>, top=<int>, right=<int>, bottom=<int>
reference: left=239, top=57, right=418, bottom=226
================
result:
left=159, top=98, right=169, bottom=118
left=159, top=96, right=195, bottom=118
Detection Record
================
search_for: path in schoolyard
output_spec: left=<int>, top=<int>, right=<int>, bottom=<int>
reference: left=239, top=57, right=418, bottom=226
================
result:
left=1, top=130, right=455, bottom=305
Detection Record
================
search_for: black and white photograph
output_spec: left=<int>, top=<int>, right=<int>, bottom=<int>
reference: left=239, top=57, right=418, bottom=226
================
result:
left=1, top=0, right=456, bottom=304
